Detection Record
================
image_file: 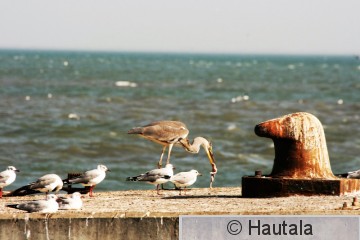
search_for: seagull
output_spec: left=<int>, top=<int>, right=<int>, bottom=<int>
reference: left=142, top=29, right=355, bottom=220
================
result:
left=347, top=169, right=360, bottom=179
left=66, top=165, right=110, bottom=197
left=11, top=173, right=63, bottom=197
left=126, top=164, right=174, bottom=194
left=128, top=120, right=217, bottom=187
left=58, top=192, right=83, bottom=210
left=0, top=166, right=20, bottom=198
left=170, top=169, right=202, bottom=195
left=7, top=194, right=59, bottom=213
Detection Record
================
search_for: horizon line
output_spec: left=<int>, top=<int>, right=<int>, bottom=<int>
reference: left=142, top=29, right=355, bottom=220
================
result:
left=0, top=47, right=358, bottom=58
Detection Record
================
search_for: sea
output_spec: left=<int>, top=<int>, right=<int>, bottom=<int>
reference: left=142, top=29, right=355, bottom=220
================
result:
left=0, top=50, right=359, bottom=192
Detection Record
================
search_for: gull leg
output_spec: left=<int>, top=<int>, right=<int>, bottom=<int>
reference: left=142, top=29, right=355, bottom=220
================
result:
left=89, top=186, right=95, bottom=197
left=156, top=185, right=161, bottom=195
left=0, top=189, right=2, bottom=198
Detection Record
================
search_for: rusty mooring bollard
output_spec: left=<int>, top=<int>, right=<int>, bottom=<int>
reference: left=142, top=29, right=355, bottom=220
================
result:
left=242, top=112, right=360, bottom=197
left=254, top=112, right=335, bottom=179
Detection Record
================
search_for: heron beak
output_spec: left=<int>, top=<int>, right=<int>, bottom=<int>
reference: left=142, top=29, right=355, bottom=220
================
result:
left=205, top=144, right=218, bottom=188
left=206, top=144, right=217, bottom=173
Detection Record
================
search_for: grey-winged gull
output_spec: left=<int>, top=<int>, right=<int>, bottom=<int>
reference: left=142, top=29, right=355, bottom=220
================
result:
left=66, top=164, right=110, bottom=197
left=126, top=163, right=174, bottom=194
left=347, top=169, right=360, bottom=179
left=7, top=194, right=59, bottom=213
left=58, top=192, right=83, bottom=210
left=12, top=173, right=63, bottom=197
left=170, top=169, right=202, bottom=195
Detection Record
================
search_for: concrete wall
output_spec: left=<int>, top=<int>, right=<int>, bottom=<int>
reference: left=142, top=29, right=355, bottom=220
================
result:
left=0, top=217, right=179, bottom=240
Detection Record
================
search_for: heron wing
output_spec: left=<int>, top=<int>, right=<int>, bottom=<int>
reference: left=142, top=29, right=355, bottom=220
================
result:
left=142, top=121, right=189, bottom=143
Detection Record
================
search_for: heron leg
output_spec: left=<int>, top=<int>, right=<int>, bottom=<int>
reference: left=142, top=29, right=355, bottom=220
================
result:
left=158, top=146, right=167, bottom=168
left=166, top=144, right=174, bottom=165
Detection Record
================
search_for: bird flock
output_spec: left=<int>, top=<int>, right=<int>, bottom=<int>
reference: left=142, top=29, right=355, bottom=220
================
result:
left=1, top=164, right=109, bottom=213
left=1, top=120, right=219, bottom=213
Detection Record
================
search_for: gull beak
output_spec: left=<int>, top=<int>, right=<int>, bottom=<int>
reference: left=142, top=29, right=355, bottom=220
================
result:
left=15, top=169, right=20, bottom=172
left=198, top=172, right=203, bottom=176
left=107, top=169, right=111, bottom=172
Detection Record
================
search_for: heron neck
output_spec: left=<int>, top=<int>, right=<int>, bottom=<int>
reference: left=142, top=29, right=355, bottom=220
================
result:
left=182, top=137, right=208, bottom=153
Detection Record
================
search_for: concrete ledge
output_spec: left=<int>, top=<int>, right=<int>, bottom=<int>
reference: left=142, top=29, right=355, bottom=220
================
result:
left=0, top=217, right=178, bottom=240
left=1, top=187, right=359, bottom=239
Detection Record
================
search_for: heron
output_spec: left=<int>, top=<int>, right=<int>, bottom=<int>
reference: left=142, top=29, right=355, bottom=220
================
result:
left=128, top=120, right=218, bottom=187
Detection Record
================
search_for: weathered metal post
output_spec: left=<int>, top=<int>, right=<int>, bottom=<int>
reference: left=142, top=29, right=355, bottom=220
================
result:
left=242, top=112, right=360, bottom=197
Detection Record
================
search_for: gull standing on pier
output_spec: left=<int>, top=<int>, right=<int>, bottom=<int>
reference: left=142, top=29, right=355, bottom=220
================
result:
left=0, top=166, right=20, bottom=198
left=12, top=173, right=63, bottom=197
left=170, top=170, right=202, bottom=195
left=7, top=194, right=59, bottom=213
left=126, top=164, right=174, bottom=195
left=347, top=169, right=360, bottom=179
left=66, top=164, right=110, bottom=197
left=128, top=120, right=217, bottom=187
left=58, top=192, right=83, bottom=210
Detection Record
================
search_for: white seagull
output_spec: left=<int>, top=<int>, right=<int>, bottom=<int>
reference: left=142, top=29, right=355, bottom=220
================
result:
left=0, top=166, right=20, bottom=198
left=170, top=169, right=202, bottom=195
left=347, top=169, right=360, bottom=179
left=12, top=173, right=63, bottom=197
left=67, top=165, right=110, bottom=197
left=58, top=192, right=83, bottom=210
left=126, top=164, right=174, bottom=195
left=7, top=194, right=59, bottom=213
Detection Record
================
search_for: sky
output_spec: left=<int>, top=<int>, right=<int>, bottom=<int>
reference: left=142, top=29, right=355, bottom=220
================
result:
left=0, top=0, right=359, bottom=55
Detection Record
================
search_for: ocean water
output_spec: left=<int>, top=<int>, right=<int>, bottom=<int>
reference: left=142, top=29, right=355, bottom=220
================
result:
left=0, top=50, right=359, bottom=192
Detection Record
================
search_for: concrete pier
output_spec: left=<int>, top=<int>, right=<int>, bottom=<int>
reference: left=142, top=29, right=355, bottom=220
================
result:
left=0, top=187, right=359, bottom=239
